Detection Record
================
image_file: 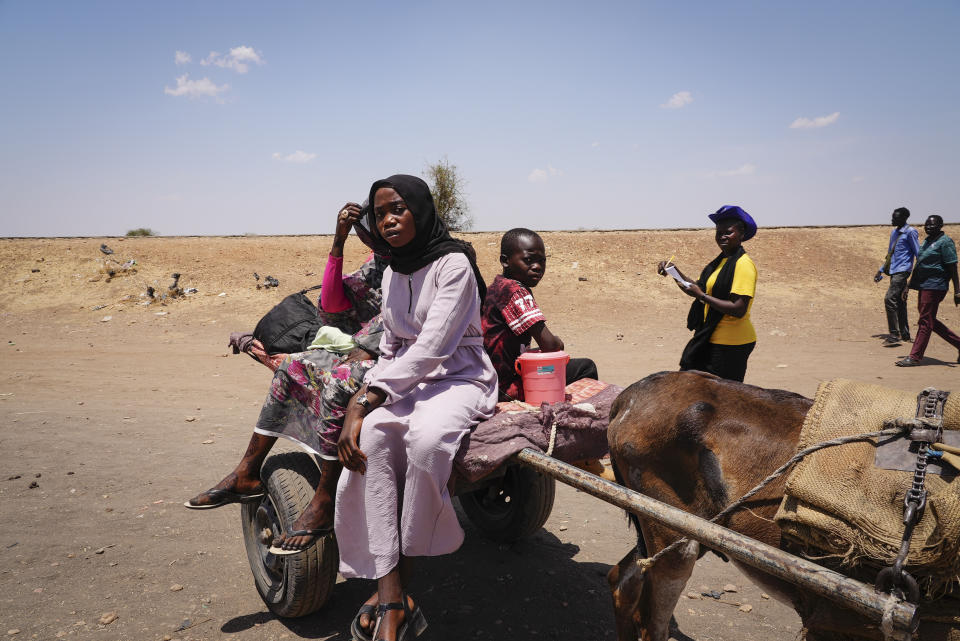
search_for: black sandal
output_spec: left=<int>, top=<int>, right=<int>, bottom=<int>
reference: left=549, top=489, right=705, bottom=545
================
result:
left=350, top=603, right=376, bottom=641
left=371, top=592, right=427, bottom=641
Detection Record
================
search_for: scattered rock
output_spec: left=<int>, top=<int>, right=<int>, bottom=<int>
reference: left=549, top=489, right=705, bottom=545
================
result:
left=184, top=416, right=197, bottom=422
left=571, top=261, right=579, bottom=269
left=218, top=292, right=226, bottom=297
left=99, top=244, right=114, bottom=255
left=28, top=481, right=38, bottom=489
left=100, top=316, right=112, bottom=322
left=97, top=612, right=118, bottom=625
left=201, top=439, right=213, bottom=445
left=169, top=584, right=184, bottom=592
left=7, top=630, right=20, bottom=636
left=34, top=473, right=41, bottom=478
left=31, top=268, right=39, bottom=273
left=701, top=590, right=723, bottom=600
left=723, top=583, right=738, bottom=593
left=686, top=591, right=700, bottom=599
left=95, top=547, right=105, bottom=554
left=687, top=608, right=697, bottom=615
left=761, top=593, right=770, bottom=600
left=578, top=276, right=588, bottom=282
left=739, top=604, right=753, bottom=613
left=8, top=475, right=21, bottom=480
left=776, top=363, right=788, bottom=368
left=558, top=526, right=567, bottom=531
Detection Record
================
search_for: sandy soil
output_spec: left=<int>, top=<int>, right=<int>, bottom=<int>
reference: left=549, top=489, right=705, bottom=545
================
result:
left=1, top=226, right=958, bottom=641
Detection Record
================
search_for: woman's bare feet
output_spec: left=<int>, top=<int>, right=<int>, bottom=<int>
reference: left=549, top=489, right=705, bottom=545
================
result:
left=271, top=487, right=334, bottom=551
left=357, top=591, right=379, bottom=638
left=372, top=594, right=417, bottom=641
left=184, top=471, right=264, bottom=508
left=271, top=458, right=342, bottom=551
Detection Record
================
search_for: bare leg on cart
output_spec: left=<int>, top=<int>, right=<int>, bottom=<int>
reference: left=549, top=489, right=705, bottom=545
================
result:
left=184, top=432, right=276, bottom=507
left=270, top=458, right=341, bottom=551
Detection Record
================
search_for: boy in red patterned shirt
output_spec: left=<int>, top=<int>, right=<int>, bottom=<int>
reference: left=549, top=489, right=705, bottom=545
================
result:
left=482, top=228, right=598, bottom=400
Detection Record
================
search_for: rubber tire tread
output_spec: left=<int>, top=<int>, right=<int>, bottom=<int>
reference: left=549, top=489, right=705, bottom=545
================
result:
left=241, top=451, right=338, bottom=618
left=457, top=466, right=556, bottom=542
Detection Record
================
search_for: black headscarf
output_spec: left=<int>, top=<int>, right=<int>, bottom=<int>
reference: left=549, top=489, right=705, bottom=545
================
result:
left=679, top=245, right=746, bottom=370
left=366, top=174, right=486, bottom=301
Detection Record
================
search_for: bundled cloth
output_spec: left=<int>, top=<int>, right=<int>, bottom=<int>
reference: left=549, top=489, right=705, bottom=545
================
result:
left=775, top=379, right=960, bottom=598
left=454, top=379, right=621, bottom=482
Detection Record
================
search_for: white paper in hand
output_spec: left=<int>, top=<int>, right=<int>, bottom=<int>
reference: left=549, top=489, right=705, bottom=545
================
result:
left=665, top=265, right=694, bottom=289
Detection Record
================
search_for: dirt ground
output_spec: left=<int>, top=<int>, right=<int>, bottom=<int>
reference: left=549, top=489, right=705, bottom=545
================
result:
left=1, top=226, right=959, bottom=641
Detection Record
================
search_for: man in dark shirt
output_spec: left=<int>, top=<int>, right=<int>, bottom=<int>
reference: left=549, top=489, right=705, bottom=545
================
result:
left=896, top=215, right=960, bottom=366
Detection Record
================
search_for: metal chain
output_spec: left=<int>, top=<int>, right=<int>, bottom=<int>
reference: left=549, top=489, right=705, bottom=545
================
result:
left=875, top=388, right=950, bottom=606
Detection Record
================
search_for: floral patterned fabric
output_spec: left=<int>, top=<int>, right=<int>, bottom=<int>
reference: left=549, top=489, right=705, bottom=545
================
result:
left=254, top=351, right=376, bottom=459
left=251, top=255, right=385, bottom=459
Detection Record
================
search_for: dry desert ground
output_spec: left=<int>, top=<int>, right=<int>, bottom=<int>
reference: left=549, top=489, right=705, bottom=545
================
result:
left=1, top=225, right=959, bottom=641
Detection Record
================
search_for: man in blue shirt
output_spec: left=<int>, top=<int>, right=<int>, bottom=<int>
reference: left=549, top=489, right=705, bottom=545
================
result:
left=874, top=207, right=920, bottom=346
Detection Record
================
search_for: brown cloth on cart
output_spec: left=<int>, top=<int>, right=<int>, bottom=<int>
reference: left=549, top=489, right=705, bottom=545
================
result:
left=774, top=379, right=960, bottom=598
left=454, top=379, right=621, bottom=482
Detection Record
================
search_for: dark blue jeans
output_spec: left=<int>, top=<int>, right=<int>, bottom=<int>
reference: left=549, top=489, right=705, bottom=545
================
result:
left=884, top=271, right=911, bottom=338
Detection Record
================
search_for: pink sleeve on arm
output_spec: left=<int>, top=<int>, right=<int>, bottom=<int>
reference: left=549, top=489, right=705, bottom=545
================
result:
left=320, top=254, right=352, bottom=312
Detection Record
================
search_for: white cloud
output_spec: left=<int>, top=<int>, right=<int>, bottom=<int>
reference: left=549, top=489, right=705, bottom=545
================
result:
left=202, top=45, right=264, bottom=74
left=174, top=50, right=191, bottom=65
left=272, top=150, right=317, bottom=163
left=528, top=165, right=562, bottom=183
left=661, top=91, right=693, bottom=109
left=591, top=141, right=600, bottom=148
left=710, top=163, right=757, bottom=178
left=789, top=111, right=840, bottom=129
left=163, top=74, right=230, bottom=98
left=528, top=168, right=548, bottom=183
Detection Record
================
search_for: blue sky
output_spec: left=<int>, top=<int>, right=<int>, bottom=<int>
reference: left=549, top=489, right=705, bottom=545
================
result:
left=1, top=1, right=958, bottom=236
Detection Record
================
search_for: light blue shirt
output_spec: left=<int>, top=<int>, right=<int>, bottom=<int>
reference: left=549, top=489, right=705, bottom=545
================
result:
left=881, top=225, right=920, bottom=275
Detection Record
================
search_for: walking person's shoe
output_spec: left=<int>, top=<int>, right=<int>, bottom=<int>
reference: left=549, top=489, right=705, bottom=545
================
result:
left=883, top=334, right=901, bottom=347
left=901, top=333, right=912, bottom=343
left=895, top=357, right=921, bottom=367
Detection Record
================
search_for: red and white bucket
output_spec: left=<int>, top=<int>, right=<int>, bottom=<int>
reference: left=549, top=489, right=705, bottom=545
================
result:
left=515, top=350, right=569, bottom=404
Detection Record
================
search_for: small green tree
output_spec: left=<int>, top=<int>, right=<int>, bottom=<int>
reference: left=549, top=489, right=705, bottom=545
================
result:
left=126, top=228, right=157, bottom=237
left=426, top=157, right=472, bottom=231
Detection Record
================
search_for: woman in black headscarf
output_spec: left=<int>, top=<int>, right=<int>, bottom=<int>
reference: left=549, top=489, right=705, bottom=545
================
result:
left=334, top=175, right=497, bottom=641
left=657, top=205, right=759, bottom=382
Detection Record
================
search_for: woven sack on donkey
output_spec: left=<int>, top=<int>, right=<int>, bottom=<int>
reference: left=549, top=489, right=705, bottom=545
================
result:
left=253, top=285, right=322, bottom=355
left=774, top=379, right=960, bottom=597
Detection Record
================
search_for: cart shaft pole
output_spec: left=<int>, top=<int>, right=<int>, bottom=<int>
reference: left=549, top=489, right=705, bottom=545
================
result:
left=515, top=448, right=917, bottom=634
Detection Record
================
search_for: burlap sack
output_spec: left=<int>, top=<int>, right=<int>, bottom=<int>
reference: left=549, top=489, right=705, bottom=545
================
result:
left=775, top=379, right=960, bottom=594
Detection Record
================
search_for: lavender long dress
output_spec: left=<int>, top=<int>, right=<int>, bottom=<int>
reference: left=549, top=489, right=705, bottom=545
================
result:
left=334, top=253, right=497, bottom=579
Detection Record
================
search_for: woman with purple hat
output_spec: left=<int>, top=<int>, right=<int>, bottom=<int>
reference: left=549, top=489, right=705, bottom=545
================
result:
left=657, top=205, right=758, bottom=382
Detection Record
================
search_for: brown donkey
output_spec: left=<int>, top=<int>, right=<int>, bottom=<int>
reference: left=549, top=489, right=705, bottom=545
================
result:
left=605, top=371, right=956, bottom=641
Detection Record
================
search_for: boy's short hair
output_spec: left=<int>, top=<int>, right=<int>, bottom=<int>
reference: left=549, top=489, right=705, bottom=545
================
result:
left=501, top=228, right=541, bottom=255
left=894, top=207, right=910, bottom=220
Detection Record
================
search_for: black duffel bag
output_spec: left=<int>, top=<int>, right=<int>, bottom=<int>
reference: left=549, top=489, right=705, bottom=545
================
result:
left=253, top=285, right=323, bottom=355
